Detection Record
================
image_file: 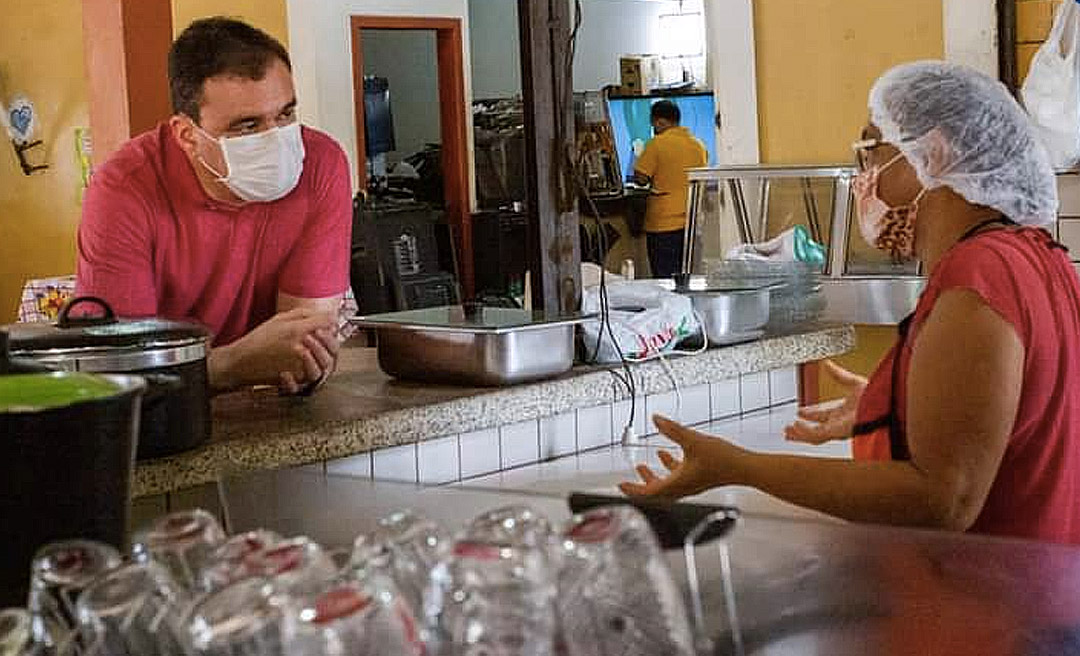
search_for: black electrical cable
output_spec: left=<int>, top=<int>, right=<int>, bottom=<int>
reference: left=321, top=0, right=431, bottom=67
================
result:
left=564, top=0, right=637, bottom=437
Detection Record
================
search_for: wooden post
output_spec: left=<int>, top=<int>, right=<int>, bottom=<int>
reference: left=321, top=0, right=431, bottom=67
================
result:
left=518, top=0, right=582, bottom=314
left=997, top=0, right=1018, bottom=94
left=82, top=0, right=173, bottom=165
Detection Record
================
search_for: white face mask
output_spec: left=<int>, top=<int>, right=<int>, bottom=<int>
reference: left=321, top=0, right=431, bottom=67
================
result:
left=196, top=122, right=305, bottom=203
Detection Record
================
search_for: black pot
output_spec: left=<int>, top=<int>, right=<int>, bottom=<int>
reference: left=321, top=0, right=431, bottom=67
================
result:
left=0, top=371, right=145, bottom=606
left=4, top=296, right=212, bottom=460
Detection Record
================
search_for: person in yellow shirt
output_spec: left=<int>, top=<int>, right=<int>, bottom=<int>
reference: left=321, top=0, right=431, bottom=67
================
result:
left=632, top=100, right=708, bottom=278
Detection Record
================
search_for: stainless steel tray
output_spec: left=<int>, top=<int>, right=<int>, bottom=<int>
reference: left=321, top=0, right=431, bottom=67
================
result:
left=349, top=306, right=593, bottom=386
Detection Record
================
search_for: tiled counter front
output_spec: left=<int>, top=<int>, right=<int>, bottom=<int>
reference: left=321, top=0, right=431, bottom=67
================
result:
left=1056, top=173, right=1080, bottom=280
left=322, top=365, right=801, bottom=485
left=131, top=324, right=853, bottom=527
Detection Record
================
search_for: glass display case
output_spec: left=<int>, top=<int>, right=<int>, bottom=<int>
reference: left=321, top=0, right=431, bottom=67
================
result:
left=683, top=165, right=925, bottom=325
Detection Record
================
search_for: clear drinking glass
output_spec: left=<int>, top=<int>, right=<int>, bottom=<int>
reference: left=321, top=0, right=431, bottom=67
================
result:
left=241, top=537, right=337, bottom=594
left=350, top=510, right=447, bottom=617
left=0, top=609, right=31, bottom=656
left=463, top=505, right=555, bottom=550
left=27, top=539, right=122, bottom=652
left=424, top=506, right=559, bottom=656
left=75, top=561, right=189, bottom=656
left=185, top=577, right=286, bottom=656
left=557, top=506, right=696, bottom=656
left=283, top=577, right=423, bottom=656
left=199, top=530, right=282, bottom=593
left=131, top=509, right=226, bottom=591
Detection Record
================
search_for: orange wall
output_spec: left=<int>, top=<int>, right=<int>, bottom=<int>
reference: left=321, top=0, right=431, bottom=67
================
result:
left=751, top=0, right=944, bottom=391
left=753, top=0, right=944, bottom=164
left=0, top=0, right=90, bottom=322
left=172, top=0, right=289, bottom=44
left=1017, top=0, right=1062, bottom=83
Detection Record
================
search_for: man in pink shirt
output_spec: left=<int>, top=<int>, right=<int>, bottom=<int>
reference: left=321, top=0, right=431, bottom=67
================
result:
left=77, top=17, right=351, bottom=393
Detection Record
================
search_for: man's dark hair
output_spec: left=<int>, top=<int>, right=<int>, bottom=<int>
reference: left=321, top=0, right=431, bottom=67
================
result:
left=650, top=100, right=681, bottom=124
left=168, top=17, right=291, bottom=123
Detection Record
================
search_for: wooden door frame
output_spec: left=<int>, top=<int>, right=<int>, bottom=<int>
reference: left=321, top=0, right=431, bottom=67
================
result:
left=350, top=15, right=473, bottom=296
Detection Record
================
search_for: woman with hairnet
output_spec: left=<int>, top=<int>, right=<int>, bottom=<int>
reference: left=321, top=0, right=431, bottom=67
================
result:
left=620, top=61, right=1080, bottom=544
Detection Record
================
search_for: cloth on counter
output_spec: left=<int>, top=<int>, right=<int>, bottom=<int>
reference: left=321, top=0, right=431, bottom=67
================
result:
left=726, top=225, right=826, bottom=265
left=18, top=275, right=75, bottom=323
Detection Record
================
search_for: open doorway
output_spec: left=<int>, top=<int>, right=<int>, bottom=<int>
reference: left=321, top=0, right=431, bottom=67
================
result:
left=350, top=16, right=472, bottom=299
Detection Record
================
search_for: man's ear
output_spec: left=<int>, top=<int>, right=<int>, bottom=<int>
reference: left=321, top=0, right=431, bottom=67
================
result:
left=169, top=115, right=198, bottom=157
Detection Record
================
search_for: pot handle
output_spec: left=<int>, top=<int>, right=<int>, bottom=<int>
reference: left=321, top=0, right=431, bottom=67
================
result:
left=56, top=296, right=118, bottom=328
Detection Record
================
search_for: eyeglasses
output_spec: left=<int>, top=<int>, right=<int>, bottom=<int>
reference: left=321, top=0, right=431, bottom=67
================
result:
left=851, top=137, right=883, bottom=171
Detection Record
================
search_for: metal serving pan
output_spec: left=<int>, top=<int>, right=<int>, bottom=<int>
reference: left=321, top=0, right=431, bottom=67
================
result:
left=672, top=281, right=784, bottom=346
left=349, top=306, right=594, bottom=386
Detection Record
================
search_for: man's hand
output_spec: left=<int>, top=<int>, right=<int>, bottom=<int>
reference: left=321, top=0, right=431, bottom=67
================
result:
left=208, top=308, right=338, bottom=392
left=783, top=360, right=868, bottom=445
left=277, top=326, right=339, bottom=395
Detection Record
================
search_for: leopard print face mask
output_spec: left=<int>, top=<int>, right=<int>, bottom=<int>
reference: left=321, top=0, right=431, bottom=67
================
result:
left=853, top=153, right=927, bottom=262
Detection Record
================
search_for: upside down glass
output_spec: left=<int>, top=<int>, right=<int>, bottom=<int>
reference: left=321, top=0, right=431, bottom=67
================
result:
left=186, top=577, right=286, bottom=656
left=424, top=505, right=559, bottom=656
left=131, top=509, right=226, bottom=591
left=557, top=505, right=696, bottom=656
left=199, top=530, right=282, bottom=593
left=75, top=561, right=189, bottom=656
left=28, top=539, right=122, bottom=653
left=349, top=510, right=447, bottom=618
left=283, top=577, right=424, bottom=656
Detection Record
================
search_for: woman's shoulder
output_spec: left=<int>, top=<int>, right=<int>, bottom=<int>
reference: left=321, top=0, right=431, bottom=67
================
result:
left=935, top=226, right=1059, bottom=283
left=922, top=226, right=1071, bottom=337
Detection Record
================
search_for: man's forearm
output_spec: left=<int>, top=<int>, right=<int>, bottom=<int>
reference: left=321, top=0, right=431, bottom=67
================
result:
left=733, top=450, right=952, bottom=529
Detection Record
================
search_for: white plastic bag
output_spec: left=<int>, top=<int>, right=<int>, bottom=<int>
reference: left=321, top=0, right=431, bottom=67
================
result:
left=581, top=281, right=700, bottom=363
left=1022, top=0, right=1080, bottom=170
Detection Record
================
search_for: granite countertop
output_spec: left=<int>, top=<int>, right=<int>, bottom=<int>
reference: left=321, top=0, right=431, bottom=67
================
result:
left=133, top=324, right=854, bottom=497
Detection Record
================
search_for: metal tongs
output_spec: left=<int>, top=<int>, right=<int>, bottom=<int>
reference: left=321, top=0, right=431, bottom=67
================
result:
left=684, top=508, right=744, bottom=656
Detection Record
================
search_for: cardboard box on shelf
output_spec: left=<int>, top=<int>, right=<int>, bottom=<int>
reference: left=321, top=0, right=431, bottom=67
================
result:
left=619, top=55, right=662, bottom=96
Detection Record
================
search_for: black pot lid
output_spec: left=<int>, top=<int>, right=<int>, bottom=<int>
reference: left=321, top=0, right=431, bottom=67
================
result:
left=4, top=296, right=209, bottom=353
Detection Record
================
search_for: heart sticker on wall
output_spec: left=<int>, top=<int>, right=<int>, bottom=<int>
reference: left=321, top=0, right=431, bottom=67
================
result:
left=4, top=96, right=37, bottom=144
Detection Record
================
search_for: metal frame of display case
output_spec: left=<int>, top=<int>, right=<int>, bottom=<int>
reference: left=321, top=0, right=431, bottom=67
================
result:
left=681, top=164, right=925, bottom=325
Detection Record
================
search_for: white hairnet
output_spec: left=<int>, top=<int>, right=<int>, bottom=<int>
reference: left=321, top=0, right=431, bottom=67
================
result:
left=869, top=61, right=1057, bottom=226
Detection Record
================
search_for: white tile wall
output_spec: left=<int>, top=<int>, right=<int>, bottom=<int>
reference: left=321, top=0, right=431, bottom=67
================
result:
left=1059, top=174, right=1080, bottom=217
left=323, top=365, right=804, bottom=487
left=645, top=390, right=679, bottom=433
left=418, top=435, right=460, bottom=485
left=681, top=384, right=712, bottom=425
left=577, top=405, right=613, bottom=450
left=769, top=366, right=799, bottom=406
left=1059, top=219, right=1080, bottom=255
left=326, top=452, right=371, bottom=479
left=459, top=428, right=501, bottom=479
left=500, top=420, right=540, bottom=469
left=372, top=444, right=417, bottom=483
left=539, top=412, right=577, bottom=460
left=740, top=371, right=771, bottom=413
left=710, top=377, right=741, bottom=419
left=612, top=398, right=648, bottom=441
